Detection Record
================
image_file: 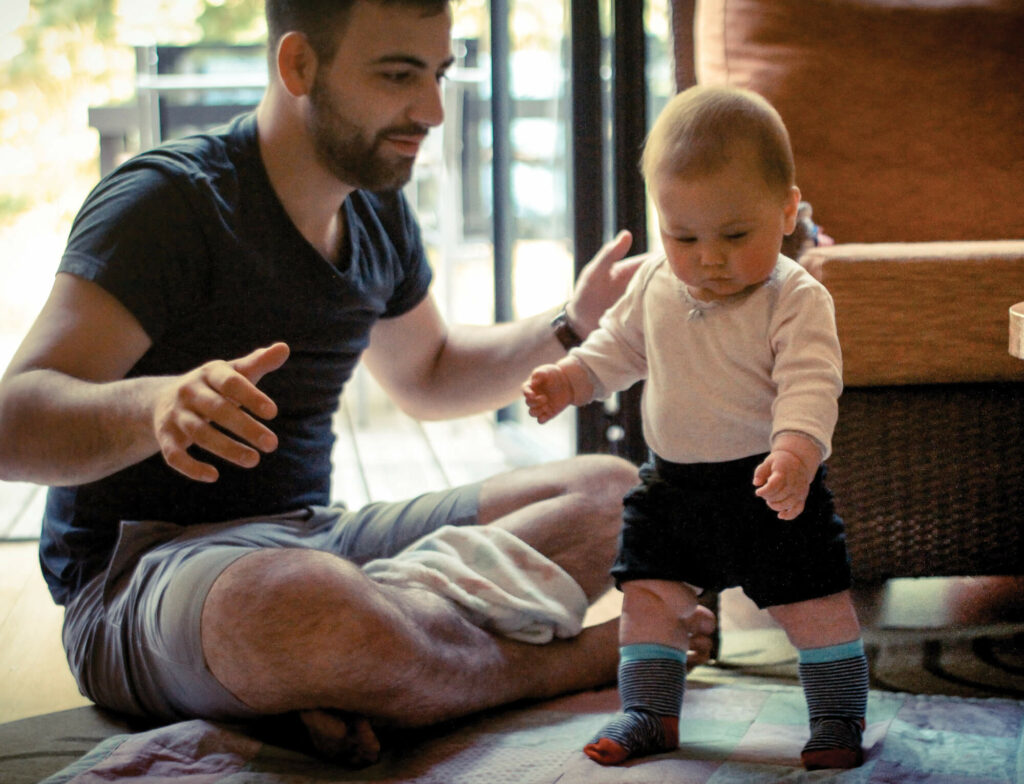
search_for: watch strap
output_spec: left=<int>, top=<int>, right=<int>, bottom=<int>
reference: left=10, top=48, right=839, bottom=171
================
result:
left=551, top=305, right=583, bottom=350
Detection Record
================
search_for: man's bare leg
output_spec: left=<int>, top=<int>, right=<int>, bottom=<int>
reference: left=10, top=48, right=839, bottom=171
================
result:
left=475, top=455, right=715, bottom=661
left=202, top=547, right=621, bottom=718
left=203, top=456, right=630, bottom=708
left=476, top=454, right=637, bottom=599
left=201, top=455, right=714, bottom=761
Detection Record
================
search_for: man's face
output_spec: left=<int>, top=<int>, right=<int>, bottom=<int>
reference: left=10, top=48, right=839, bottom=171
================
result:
left=306, top=2, right=454, bottom=191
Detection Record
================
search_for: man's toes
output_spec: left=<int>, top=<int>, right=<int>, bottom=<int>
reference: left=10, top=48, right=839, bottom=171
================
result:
left=299, top=709, right=381, bottom=768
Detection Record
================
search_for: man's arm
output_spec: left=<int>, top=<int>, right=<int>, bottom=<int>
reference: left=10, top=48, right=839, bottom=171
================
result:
left=361, top=231, right=640, bottom=421
left=0, top=273, right=286, bottom=486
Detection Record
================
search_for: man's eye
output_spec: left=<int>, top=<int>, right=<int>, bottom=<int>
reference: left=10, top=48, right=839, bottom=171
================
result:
left=382, top=71, right=413, bottom=83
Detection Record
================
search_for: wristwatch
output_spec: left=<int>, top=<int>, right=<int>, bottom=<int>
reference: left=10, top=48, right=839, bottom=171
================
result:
left=551, top=304, right=584, bottom=350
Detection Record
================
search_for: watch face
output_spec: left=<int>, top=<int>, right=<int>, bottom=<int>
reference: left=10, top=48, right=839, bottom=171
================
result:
left=553, top=308, right=582, bottom=349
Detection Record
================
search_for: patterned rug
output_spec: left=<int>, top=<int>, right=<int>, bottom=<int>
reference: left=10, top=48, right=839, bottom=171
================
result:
left=20, top=679, right=1024, bottom=784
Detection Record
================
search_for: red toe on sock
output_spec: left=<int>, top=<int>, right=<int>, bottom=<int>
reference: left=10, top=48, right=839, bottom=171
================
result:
left=584, top=738, right=631, bottom=766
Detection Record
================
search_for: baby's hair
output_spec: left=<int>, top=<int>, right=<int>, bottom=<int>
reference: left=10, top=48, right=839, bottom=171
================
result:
left=642, top=85, right=795, bottom=196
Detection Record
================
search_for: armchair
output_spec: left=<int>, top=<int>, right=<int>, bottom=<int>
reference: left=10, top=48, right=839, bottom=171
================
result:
left=672, top=0, right=1024, bottom=581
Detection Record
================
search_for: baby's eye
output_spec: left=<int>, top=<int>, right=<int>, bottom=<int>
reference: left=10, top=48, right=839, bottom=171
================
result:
left=674, top=236, right=697, bottom=244
left=725, top=231, right=749, bottom=241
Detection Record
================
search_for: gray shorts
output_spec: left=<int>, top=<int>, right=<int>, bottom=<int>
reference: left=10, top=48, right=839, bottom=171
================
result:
left=62, top=485, right=480, bottom=723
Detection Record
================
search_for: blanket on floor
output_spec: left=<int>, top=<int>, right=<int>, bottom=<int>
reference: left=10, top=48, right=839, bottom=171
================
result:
left=363, top=524, right=587, bottom=644
left=39, top=680, right=1023, bottom=783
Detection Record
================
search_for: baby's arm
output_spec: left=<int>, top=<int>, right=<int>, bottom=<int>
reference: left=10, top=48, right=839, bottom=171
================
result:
left=522, top=357, right=596, bottom=424
left=752, top=433, right=822, bottom=520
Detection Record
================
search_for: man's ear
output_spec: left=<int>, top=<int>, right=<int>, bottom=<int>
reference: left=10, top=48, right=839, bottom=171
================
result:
left=782, top=185, right=801, bottom=235
left=276, top=31, right=318, bottom=97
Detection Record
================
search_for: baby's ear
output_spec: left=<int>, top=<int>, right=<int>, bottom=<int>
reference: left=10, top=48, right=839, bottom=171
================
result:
left=781, top=195, right=816, bottom=261
left=782, top=185, right=802, bottom=234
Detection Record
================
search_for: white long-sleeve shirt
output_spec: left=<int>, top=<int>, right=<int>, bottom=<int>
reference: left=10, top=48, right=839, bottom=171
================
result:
left=572, top=254, right=843, bottom=463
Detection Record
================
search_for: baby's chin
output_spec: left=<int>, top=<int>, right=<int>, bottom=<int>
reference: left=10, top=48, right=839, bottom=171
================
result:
left=688, top=279, right=760, bottom=302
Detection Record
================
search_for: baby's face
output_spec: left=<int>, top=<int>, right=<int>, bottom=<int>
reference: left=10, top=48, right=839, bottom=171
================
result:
left=654, top=156, right=799, bottom=302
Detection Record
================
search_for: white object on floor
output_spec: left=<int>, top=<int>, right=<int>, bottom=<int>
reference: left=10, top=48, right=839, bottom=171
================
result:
left=364, top=525, right=588, bottom=644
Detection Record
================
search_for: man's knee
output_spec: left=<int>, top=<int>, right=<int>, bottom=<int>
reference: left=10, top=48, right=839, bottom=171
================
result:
left=477, top=453, right=636, bottom=526
left=569, top=453, right=639, bottom=495
left=203, top=548, right=377, bottom=649
left=573, top=454, right=634, bottom=509
left=201, top=548, right=385, bottom=712
left=565, top=453, right=638, bottom=530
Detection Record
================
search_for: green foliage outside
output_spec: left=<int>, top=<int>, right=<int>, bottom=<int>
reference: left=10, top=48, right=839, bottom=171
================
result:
left=0, top=0, right=266, bottom=225
left=0, top=0, right=266, bottom=345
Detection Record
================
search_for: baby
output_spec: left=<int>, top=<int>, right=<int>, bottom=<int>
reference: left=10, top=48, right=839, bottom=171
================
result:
left=523, top=85, right=868, bottom=771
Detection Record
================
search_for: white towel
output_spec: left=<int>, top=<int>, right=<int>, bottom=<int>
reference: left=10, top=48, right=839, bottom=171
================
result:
left=363, top=525, right=588, bottom=644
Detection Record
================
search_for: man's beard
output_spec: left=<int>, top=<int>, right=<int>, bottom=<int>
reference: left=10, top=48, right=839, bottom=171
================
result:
left=307, top=76, right=422, bottom=192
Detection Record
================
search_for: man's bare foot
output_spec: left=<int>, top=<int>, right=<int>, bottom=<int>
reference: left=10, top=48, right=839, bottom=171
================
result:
left=299, top=709, right=381, bottom=767
left=687, top=604, right=717, bottom=668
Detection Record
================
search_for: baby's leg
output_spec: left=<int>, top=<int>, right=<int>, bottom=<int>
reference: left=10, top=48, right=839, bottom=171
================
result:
left=584, top=579, right=698, bottom=766
left=768, top=591, right=868, bottom=770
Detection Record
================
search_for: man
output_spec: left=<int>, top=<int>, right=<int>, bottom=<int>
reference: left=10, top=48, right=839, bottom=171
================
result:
left=0, top=0, right=713, bottom=764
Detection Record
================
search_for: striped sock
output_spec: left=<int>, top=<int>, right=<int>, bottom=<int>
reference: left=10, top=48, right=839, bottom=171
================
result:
left=798, top=639, right=869, bottom=770
left=584, top=643, right=686, bottom=766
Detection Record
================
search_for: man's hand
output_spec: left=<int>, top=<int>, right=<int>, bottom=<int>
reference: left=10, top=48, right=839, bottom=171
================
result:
left=687, top=604, right=717, bottom=669
left=152, top=342, right=290, bottom=482
left=566, top=230, right=643, bottom=337
left=752, top=434, right=821, bottom=520
left=522, top=364, right=574, bottom=424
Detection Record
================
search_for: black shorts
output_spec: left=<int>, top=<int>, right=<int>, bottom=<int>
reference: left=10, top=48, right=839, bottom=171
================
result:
left=611, top=452, right=852, bottom=609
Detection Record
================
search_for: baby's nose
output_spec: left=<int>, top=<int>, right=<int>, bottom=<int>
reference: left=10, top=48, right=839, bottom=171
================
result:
left=700, top=247, right=726, bottom=266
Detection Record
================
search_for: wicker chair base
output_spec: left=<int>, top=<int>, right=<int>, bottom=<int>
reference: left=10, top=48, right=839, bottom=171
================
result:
left=829, top=383, right=1023, bottom=583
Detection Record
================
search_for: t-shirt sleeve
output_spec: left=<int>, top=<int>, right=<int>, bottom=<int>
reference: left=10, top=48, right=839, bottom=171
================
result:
left=377, top=191, right=433, bottom=319
left=58, top=165, right=208, bottom=342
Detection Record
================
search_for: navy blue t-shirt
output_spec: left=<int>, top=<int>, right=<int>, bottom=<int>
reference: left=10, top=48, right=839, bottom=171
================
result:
left=41, top=113, right=433, bottom=605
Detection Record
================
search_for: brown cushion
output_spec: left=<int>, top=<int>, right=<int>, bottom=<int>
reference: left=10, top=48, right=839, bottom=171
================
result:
left=691, top=0, right=1024, bottom=244
left=801, top=241, right=1024, bottom=386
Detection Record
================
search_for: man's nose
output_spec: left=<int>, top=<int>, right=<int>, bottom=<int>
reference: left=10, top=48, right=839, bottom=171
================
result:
left=411, top=79, right=445, bottom=128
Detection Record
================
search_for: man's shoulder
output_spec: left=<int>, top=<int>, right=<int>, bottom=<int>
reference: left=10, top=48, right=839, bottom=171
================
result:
left=105, top=113, right=258, bottom=194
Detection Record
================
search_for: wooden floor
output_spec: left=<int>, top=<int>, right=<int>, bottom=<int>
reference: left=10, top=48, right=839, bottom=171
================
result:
left=0, top=393, right=573, bottom=724
left=0, top=540, right=85, bottom=722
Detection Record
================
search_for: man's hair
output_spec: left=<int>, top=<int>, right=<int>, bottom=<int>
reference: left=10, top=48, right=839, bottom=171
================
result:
left=265, top=0, right=451, bottom=69
left=641, top=85, right=795, bottom=196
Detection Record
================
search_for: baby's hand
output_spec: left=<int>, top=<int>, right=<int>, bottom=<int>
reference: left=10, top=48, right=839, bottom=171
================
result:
left=752, top=448, right=817, bottom=520
left=522, top=364, right=574, bottom=423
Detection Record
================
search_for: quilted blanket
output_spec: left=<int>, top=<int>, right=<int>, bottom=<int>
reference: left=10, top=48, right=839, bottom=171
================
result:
left=39, top=680, right=1023, bottom=783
